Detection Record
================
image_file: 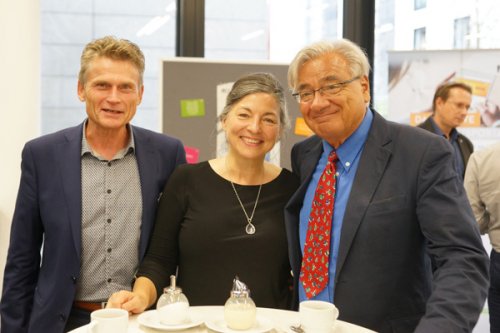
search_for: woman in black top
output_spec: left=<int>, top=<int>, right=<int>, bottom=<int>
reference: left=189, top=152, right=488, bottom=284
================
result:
left=107, top=72, right=299, bottom=312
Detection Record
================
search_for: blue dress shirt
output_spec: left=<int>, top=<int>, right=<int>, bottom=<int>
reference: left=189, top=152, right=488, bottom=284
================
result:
left=298, top=108, right=373, bottom=303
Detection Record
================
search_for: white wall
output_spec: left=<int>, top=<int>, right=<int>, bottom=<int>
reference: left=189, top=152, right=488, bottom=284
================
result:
left=0, top=0, right=40, bottom=296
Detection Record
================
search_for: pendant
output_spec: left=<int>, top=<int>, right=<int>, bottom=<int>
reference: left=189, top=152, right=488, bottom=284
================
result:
left=245, top=223, right=256, bottom=235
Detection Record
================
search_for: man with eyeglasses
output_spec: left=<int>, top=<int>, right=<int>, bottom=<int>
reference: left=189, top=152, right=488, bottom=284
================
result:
left=284, top=39, right=488, bottom=333
left=417, top=82, right=474, bottom=180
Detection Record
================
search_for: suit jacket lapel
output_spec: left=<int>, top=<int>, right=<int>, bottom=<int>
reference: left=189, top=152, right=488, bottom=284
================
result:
left=335, top=112, right=393, bottom=281
left=286, top=137, right=323, bottom=221
left=133, top=127, right=158, bottom=259
left=457, top=135, right=471, bottom=170
left=294, top=138, right=323, bottom=200
left=285, top=137, right=323, bottom=280
left=58, top=124, right=84, bottom=257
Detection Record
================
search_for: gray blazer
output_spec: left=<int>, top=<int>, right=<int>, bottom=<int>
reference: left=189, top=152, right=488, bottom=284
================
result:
left=285, top=110, right=488, bottom=333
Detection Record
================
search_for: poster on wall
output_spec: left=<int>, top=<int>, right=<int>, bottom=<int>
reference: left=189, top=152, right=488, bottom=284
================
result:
left=388, top=49, right=500, bottom=150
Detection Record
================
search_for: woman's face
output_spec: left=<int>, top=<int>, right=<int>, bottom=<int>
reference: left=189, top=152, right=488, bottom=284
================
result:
left=222, top=92, right=281, bottom=161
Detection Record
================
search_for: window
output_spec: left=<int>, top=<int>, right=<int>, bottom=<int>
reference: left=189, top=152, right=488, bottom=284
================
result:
left=205, top=0, right=341, bottom=63
left=373, top=0, right=500, bottom=119
left=41, top=0, right=177, bottom=134
left=413, top=27, right=426, bottom=49
left=454, top=16, right=470, bottom=49
left=41, top=0, right=341, bottom=135
left=414, top=0, right=427, bottom=10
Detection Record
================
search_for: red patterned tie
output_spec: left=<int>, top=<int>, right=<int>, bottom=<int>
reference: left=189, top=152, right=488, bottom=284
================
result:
left=300, top=151, right=338, bottom=299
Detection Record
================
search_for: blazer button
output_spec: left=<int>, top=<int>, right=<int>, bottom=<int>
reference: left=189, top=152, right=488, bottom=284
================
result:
left=71, top=276, right=77, bottom=284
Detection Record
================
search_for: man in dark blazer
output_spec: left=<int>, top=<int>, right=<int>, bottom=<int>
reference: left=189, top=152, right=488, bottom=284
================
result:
left=417, top=82, right=474, bottom=179
left=285, top=39, right=488, bottom=333
left=0, top=36, right=186, bottom=333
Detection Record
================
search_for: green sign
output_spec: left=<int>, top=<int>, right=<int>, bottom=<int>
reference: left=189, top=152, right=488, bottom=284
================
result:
left=180, top=99, right=205, bottom=118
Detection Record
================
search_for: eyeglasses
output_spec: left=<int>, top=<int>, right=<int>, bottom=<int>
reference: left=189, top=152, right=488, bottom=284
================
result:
left=292, top=76, right=360, bottom=103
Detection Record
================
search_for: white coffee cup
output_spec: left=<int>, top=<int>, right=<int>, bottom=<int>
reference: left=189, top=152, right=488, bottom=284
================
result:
left=299, top=300, right=338, bottom=333
left=88, top=308, right=128, bottom=333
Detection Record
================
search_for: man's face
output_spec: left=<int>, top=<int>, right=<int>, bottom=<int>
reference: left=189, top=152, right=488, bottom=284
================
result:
left=295, top=53, right=370, bottom=147
left=434, top=87, right=471, bottom=130
left=77, top=56, right=144, bottom=132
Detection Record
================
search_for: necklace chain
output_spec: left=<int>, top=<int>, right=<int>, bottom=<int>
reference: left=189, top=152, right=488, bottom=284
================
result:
left=230, top=182, right=262, bottom=235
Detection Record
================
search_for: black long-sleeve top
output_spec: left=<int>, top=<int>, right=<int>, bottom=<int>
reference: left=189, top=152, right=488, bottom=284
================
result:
left=137, top=161, right=299, bottom=309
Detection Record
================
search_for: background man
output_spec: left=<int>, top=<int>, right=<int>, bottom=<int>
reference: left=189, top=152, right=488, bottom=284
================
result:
left=0, top=36, right=186, bottom=332
left=418, top=82, right=474, bottom=179
left=285, top=39, right=488, bottom=333
left=465, top=142, right=500, bottom=333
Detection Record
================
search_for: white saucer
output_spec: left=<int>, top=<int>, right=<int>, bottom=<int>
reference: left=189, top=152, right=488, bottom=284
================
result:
left=137, top=309, right=204, bottom=331
left=205, top=315, right=273, bottom=333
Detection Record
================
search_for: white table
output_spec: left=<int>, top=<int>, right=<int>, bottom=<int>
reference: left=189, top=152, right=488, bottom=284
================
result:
left=71, top=305, right=377, bottom=333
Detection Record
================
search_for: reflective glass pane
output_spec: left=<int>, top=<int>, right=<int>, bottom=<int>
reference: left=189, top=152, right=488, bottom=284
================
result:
left=41, top=0, right=177, bottom=134
left=374, top=0, right=500, bottom=121
left=205, top=0, right=342, bottom=62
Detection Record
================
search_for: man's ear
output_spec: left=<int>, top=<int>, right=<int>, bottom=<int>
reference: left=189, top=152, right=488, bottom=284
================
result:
left=435, top=97, right=445, bottom=110
left=137, top=84, right=144, bottom=105
left=77, top=81, right=85, bottom=102
left=360, top=75, right=371, bottom=104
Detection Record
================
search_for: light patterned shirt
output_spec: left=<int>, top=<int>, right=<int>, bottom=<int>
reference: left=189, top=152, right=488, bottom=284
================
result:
left=76, top=124, right=143, bottom=301
left=464, top=142, right=500, bottom=252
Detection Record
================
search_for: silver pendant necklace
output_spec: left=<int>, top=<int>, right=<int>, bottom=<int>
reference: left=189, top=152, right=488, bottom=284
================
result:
left=230, top=182, right=262, bottom=235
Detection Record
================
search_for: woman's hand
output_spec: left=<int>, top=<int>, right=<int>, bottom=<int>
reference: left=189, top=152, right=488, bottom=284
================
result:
left=106, top=277, right=158, bottom=314
left=106, top=290, right=150, bottom=314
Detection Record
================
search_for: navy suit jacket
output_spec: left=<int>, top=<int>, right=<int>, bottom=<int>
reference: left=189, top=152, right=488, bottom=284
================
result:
left=1, top=122, right=186, bottom=333
left=285, top=110, right=489, bottom=333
